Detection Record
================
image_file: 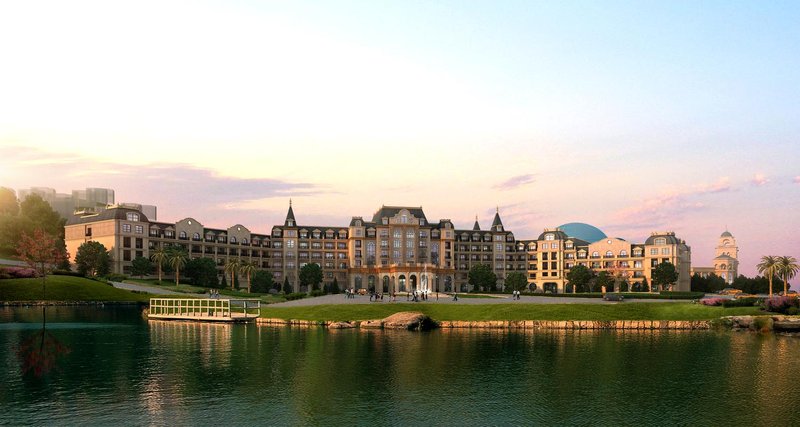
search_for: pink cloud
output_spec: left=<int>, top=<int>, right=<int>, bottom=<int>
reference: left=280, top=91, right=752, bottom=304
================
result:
left=794, top=176, right=800, bottom=184
left=751, top=173, right=770, bottom=186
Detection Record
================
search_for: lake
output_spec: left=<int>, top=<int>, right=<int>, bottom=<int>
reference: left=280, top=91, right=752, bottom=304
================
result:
left=1, top=306, right=799, bottom=426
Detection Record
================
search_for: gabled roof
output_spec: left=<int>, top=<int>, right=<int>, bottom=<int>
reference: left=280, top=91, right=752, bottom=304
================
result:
left=371, top=205, right=427, bottom=223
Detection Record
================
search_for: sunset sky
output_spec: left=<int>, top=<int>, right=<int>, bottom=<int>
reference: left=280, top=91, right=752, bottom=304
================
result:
left=1, top=1, right=798, bottom=276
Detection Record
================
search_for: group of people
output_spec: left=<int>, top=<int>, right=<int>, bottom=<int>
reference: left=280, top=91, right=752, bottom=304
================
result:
left=407, top=290, right=432, bottom=302
left=511, top=290, right=522, bottom=300
left=207, top=289, right=221, bottom=299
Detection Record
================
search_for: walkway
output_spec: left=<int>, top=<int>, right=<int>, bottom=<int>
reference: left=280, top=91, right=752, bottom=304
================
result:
left=110, top=281, right=208, bottom=297
left=271, top=293, right=685, bottom=307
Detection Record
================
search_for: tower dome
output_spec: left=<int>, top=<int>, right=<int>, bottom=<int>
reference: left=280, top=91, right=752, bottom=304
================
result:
left=557, top=223, right=607, bottom=243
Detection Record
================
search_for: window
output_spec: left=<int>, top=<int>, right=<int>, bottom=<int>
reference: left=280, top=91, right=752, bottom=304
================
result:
left=231, top=236, right=238, bottom=244
left=165, top=230, right=174, bottom=238
left=545, top=234, right=554, bottom=241
left=654, top=238, right=666, bottom=245
left=179, top=231, right=187, bottom=239
left=634, top=261, right=642, bottom=268
left=661, top=248, right=670, bottom=255
left=650, top=248, right=658, bottom=255
left=134, top=225, right=143, bottom=234
left=126, top=212, right=139, bottom=222
left=150, top=228, right=160, bottom=236
left=122, top=224, right=131, bottom=233
left=551, top=243, right=559, bottom=249
left=495, top=243, right=503, bottom=251
left=619, top=250, right=627, bottom=257
left=406, top=240, right=414, bottom=248
left=286, top=240, right=295, bottom=249
left=381, top=240, right=388, bottom=248
left=193, top=232, right=200, bottom=240
left=242, top=238, right=248, bottom=245
left=565, top=242, right=573, bottom=249
left=419, top=219, right=425, bottom=225
left=355, top=229, right=363, bottom=237
left=401, top=215, right=408, bottom=224
left=605, top=251, right=613, bottom=257
left=393, top=250, right=400, bottom=259
left=591, top=251, right=599, bottom=258
left=394, top=240, right=401, bottom=248
left=494, top=235, right=503, bottom=241
left=123, top=237, right=131, bottom=248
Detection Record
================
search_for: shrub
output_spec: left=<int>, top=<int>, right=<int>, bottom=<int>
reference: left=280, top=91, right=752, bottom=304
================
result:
left=285, top=292, right=306, bottom=301
left=52, top=269, right=84, bottom=277
left=0, top=266, right=38, bottom=279
left=787, top=307, right=799, bottom=316
left=752, top=316, right=773, bottom=332
left=104, top=273, right=128, bottom=282
left=699, top=298, right=725, bottom=306
left=722, top=297, right=762, bottom=308
left=763, top=296, right=800, bottom=314
left=309, top=290, right=325, bottom=297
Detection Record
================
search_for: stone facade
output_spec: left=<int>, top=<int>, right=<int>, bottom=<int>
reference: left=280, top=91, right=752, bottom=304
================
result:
left=64, top=202, right=693, bottom=292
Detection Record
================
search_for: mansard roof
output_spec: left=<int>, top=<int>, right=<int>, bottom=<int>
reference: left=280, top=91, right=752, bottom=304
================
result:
left=371, top=205, right=427, bottom=223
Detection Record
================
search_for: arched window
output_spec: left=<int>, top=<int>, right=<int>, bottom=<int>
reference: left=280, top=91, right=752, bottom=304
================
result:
left=193, top=232, right=200, bottom=240
left=230, top=236, right=237, bottom=244
left=242, top=238, right=248, bottom=245
left=605, top=251, right=613, bottom=257
left=592, top=251, right=599, bottom=257
left=179, top=231, right=187, bottom=239
left=619, top=250, right=627, bottom=257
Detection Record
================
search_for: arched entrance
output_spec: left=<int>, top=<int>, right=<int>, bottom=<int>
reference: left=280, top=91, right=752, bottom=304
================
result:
left=368, top=275, right=376, bottom=292
left=528, top=283, right=538, bottom=292
left=382, top=276, right=389, bottom=293
left=543, top=282, right=557, bottom=294
left=399, top=275, right=406, bottom=292
left=410, top=275, right=418, bottom=291
left=444, top=276, right=453, bottom=292
left=355, top=276, right=363, bottom=290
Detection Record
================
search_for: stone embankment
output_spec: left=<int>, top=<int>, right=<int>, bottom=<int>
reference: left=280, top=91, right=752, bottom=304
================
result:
left=722, top=315, right=800, bottom=333
left=256, top=312, right=712, bottom=330
left=2, top=301, right=142, bottom=307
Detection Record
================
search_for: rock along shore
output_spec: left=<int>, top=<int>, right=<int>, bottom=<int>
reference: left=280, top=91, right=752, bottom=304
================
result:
left=256, top=312, right=715, bottom=331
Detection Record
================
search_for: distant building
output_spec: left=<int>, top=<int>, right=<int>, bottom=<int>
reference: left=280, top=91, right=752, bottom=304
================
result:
left=65, top=202, right=693, bottom=292
left=691, top=231, right=739, bottom=284
left=18, top=187, right=115, bottom=218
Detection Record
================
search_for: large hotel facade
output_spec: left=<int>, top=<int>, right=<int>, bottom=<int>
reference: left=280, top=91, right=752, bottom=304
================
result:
left=65, top=202, right=692, bottom=292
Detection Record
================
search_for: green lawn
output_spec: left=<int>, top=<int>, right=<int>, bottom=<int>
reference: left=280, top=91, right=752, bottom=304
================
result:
left=124, top=279, right=287, bottom=304
left=259, top=302, right=765, bottom=322
left=1, top=276, right=152, bottom=303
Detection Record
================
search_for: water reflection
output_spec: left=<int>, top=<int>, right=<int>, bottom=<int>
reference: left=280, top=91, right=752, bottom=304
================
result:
left=17, top=306, right=70, bottom=377
left=2, top=308, right=800, bottom=426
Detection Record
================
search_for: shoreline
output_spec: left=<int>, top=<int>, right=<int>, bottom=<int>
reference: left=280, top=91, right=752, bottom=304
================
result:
left=1, top=301, right=145, bottom=307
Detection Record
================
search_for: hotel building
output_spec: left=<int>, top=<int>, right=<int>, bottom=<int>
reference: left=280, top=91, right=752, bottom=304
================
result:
left=65, top=202, right=692, bottom=292
left=690, top=231, right=739, bottom=284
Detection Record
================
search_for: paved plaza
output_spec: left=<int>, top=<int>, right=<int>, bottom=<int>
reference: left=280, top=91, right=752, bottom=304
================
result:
left=270, top=292, right=686, bottom=307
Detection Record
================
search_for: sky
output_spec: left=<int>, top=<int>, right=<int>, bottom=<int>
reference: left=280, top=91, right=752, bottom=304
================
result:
left=0, top=0, right=798, bottom=276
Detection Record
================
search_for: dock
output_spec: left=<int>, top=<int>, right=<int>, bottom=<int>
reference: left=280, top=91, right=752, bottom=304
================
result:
left=148, top=298, right=261, bottom=323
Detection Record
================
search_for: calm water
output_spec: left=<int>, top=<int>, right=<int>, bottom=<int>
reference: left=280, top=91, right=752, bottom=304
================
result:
left=1, top=306, right=799, bottom=426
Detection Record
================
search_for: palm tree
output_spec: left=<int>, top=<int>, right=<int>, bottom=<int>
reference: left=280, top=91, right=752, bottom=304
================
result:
left=168, top=249, right=188, bottom=287
left=224, top=259, right=240, bottom=290
left=776, top=256, right=799, bottom=296
left=150, top=247, right=168, bottom=284
left=757, top=255, right=780, bottom=298
left=240, top=261, right=257, bottom=293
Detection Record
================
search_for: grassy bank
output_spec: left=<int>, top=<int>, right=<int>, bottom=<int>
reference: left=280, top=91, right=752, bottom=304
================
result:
left=1, top=276, right=151, bottom=303
left=260, top=303, right=764, bottom=322
left=124, top=279, right=287, bottom=304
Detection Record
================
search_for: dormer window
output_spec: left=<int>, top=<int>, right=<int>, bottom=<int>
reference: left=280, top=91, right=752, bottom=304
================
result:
left=419, top=219, right=425, bottom=226
left=126, top=212, right=140, bottom=222
left=655, top=238, right=666, bottom=245
left=287, top=220, right=294, bottom=227
left=382, top=218, right=388, bottom=225
left=545, top=234, right=554, bottom=241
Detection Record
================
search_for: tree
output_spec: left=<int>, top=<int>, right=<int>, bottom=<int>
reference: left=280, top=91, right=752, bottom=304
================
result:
left=282, top=277, right=292, bottom=294
left=240, top=261, right=257, bottom=293
left=184, top=257, right=219, bottom=288
left=20, top=194, right=65, bottom=238
left=0, top=187, right=18, bottom=216
left=566, top=265, right=593, bottom=293
left=639, top=277, right=649, bottom=292
left=593, top=271, right=612, bottom=293
left=251, top=270, right=275, bottom=293
left=75, top=241, right=111, bottom=277
left=652, top=262, right=679, bottom=292
left=776, top=256, right=799, bottom=296
left=168, top=249, right=188, bottom=286
left=224, top=259, right=240, bottom=290
left=150, top=247, right=168, bottom=283
left=299, top=263, right=323, bottom=292
left=691, top=273, right=726, bottom=293
left=468, top=264, right=497, bottom=292
left=757, top=255, right=780, bottom=298
left=130, top=256, right=153, bottom=278
left=330, top=277, right=341, bottom=294
left=505, top=271, right=527, bottom=293
left=16, top=229, right=68, bottom=299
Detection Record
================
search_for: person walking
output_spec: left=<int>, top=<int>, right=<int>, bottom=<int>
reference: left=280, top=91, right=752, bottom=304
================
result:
left=453, top=292, right=458, bottom=302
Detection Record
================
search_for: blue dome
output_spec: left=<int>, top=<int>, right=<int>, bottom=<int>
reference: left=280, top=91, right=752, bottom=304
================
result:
left=557, top=223, right=607, bottom=243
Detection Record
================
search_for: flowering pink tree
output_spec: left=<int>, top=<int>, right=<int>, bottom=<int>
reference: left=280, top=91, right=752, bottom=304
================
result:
left=16, top=229, right=68, bottom=300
